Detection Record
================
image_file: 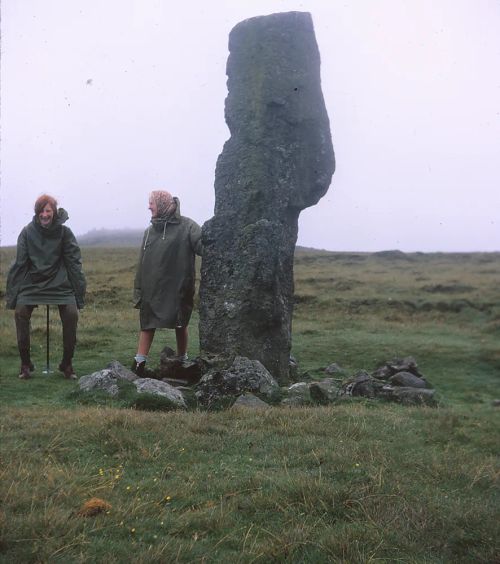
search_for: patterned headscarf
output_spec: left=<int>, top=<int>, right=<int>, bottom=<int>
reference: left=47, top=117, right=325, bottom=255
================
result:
left=149, top=190, right=176, bottom=218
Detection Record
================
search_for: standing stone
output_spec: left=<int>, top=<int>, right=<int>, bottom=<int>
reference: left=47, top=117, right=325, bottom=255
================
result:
left=199, top=12, right=335, bottom=384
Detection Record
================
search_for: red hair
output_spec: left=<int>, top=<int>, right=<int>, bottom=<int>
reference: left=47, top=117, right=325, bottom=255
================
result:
left=34, top=194, right=58, bottom=216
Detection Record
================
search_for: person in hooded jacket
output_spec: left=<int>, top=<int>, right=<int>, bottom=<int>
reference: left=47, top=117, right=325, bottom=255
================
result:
left=5, top=194, right=86, bottom=380
left=132, top=190, right=202, bottom=376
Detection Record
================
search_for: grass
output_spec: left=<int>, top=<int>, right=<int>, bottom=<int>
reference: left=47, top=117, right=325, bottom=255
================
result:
left=0, top=247, right=499, bottom=562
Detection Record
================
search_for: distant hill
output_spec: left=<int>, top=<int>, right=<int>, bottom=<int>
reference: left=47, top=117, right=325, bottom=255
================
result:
left=77, top=229, right=333, bottom=252
left=77, top=228, right=144, bottom=247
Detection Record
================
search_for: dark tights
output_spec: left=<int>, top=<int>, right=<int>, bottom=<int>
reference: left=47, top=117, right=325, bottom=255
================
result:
left=15, top=304, right=78, bottom=366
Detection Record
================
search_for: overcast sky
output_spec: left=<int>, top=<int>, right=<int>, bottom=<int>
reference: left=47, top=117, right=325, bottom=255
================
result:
left=1, top=0, right=499, bottom=252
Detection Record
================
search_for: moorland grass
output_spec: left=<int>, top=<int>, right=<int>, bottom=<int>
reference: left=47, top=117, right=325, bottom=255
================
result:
left=0, top=247, right=499, bottom=562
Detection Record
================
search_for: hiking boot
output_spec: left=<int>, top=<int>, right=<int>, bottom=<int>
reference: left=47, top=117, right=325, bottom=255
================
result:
left=59, top=362, right=77, bottom=380
left=131, top=360, right=146, bottom=377
left=18, top=364, right=32, bottom=379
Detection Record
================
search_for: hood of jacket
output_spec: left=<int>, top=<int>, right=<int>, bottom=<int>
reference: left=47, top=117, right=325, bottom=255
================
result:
left=32, top=208, right=69, bottom=238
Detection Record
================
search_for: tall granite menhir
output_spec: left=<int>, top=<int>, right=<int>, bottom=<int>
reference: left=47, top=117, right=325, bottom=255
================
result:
left=199, top=12, right=335, bottom=384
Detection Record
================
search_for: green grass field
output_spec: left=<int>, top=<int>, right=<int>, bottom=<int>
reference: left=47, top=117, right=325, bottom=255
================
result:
left=1, top=247, right=499, bottom=562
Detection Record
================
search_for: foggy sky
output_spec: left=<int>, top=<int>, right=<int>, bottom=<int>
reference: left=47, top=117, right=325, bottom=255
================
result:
left=1, top=0, right=499, bottom=252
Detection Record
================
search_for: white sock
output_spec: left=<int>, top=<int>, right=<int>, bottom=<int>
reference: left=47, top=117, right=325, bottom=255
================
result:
left=134, top=354, right=147, bottom=364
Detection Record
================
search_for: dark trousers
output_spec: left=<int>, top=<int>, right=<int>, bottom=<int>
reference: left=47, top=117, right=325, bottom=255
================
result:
left=15, top=304, right=79, bottom=366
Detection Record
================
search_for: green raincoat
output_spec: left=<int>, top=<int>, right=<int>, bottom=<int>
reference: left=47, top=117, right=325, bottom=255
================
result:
left=134, top=198, right=202, bottom=330
left=5, top=209, right=86, bottom=309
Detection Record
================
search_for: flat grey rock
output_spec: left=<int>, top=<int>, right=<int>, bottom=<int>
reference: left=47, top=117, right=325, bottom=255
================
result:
left=389, top=371, right=428, bottom=388
left=232, top=393, right=271, bottom=410
left=134, top=378, right=187, bottom=409
left=79, top=369, right=119, bottom=396
left=390, top=387, right=436, bottom=406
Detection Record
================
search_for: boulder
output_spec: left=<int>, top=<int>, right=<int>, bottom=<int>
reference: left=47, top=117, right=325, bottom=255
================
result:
left=199, top=11, right=335, bottom=385
left=281, top=397, right=309, bottom=407
left=389, top=371, right=428, bottom=388
left=324, top=363, right=344, bottom=376
left=342, top=371, right=378, bottom=398
left=79, top=369, right=119, bottom=396
left=195, top=356, right=280, bottom=407
left=309, top=378, right=340, bottom=404
left=232, top=393, right=271, bottom=410
left=388, top=386, right=436, bottom=406
left=286, top=382, right=312, bottom=404
left=133, top=378, right=187, bottom=409
left=106, top=360, right=138, bottom=382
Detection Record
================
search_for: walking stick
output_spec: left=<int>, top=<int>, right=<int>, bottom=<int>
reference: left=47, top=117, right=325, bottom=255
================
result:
left=42, top=305, right=53, bottom=374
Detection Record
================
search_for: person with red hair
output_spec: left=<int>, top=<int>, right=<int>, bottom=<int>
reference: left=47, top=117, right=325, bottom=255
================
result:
left=5, top=194, right=86, bottom=379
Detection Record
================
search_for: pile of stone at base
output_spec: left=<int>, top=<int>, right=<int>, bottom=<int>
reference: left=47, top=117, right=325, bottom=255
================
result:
left=317, top=356, right=435, bottom=407
left=77, top=354, right=436, bottom=411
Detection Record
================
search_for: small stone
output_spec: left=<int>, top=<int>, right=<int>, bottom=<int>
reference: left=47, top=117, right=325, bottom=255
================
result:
left=160, top=346, right=176, bottom=358
left=289, top=356, right=300, bottom=382
left=389, top=371, right=428, bottom=389
left=232, top=393, right=271, bottom=410
left=288, top=382, right=311, bottom=398
left=281, top=382, right=312, bottom=406
left=342, top=371, right=376, bottom=398
left=324, top=363, right=343, bottom=375
left=158, top=347, right=202, bottom=384
left=280, top=397, right=306, bottom=407
left=390, top=387, right=436, bottom=406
